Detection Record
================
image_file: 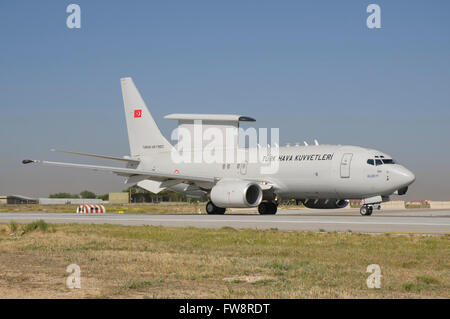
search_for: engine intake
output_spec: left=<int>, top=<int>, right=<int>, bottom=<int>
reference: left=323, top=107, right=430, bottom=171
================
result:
left=302, top=199, right=349, bottom=209
left=210, top=179, right=263, bottom=208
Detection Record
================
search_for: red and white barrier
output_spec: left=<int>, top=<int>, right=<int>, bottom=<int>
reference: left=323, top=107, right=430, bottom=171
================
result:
left=76, top=205, right=106, bottom=214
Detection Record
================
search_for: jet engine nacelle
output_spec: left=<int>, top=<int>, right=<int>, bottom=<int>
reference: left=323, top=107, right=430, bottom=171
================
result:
left=302, top=199, right=349, bottom=209
left=210, top=179, right=263, bottom=208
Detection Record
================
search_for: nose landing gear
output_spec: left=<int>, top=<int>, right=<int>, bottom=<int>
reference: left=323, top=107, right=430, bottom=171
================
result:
left=360, top=205, right=373, bottom=216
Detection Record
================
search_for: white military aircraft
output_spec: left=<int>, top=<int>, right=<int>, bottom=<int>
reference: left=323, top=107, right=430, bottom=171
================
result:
left=23, top=77, right=415, bottom=216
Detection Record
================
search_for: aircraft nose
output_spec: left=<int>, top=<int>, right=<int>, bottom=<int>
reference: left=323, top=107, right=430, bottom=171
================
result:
left=392, top=165, right=415, bottom=186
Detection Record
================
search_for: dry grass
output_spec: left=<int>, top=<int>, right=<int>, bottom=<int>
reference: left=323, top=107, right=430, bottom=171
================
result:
left=0, top=223, right=448, bottom=299
left=0, top=203, right=206, bottom=214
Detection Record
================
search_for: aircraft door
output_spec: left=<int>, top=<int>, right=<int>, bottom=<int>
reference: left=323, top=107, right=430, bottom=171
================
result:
left=340, top=153, right=353, bottom=178
left=239, top=161, right=248, bottom=175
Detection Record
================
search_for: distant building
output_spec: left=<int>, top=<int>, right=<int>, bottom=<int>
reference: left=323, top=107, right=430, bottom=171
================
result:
left=0, top=195, right=38, bottom=205
left=406, top=200, right=429, bottom=207
left=129, top=193, right=170, bottom=203
left=38, top=198, right=104, bottom=205
left=110, top=192, right=174, bottom=204
left=0, top=195, right=103, bottom=205
left=349, top=199, right=362, bottom=206
left=109, top=192, right=130, bottom=204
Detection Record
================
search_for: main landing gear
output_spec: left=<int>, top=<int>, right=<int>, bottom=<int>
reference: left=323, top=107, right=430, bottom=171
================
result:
left=360, top=205, right=373, bottom=216
left=205, top=200, right=278, bottom=215
left=206, top=201, right=226, bottom=215
left=258, top=201, right=278, bottom=215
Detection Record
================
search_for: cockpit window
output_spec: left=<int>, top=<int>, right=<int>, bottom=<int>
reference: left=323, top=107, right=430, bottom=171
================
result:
left=369, top=156, right=396, bottom=165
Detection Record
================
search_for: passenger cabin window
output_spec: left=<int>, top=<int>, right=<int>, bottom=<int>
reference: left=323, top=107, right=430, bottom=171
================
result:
left=367, top=159, right=374, bottom=165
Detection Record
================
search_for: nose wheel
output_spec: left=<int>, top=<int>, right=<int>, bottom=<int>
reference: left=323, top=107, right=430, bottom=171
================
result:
left=360, top=205, right=373, bottom=216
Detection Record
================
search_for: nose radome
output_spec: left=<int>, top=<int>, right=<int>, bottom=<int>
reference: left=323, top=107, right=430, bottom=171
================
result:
left=407, top=169, right=416, bottom=184
left=393, top=166, right=416, bottom=186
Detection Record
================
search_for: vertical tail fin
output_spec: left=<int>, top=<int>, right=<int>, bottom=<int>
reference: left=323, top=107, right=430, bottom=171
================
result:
left=120, top=77, right=173, bottom=157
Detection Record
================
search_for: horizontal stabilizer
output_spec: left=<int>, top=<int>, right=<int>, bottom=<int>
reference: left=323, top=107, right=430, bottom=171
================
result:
left=51, top=149, right=140, bottom=164
left=22, top=159, right=215, bottom=184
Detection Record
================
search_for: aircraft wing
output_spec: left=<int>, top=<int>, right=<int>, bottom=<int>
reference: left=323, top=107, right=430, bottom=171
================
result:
left=22, top=159, right=215, bottom=184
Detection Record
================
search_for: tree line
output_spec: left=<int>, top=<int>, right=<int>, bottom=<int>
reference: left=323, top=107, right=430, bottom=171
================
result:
left=49, top=187, right=195, bottom=202
left=49, top=190, right=109, bottom=201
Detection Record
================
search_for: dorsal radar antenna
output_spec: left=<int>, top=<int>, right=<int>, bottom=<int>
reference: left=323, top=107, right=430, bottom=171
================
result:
left=314, top=139, right=319, bottom=146
left=303, top=141, right=308, bottom=146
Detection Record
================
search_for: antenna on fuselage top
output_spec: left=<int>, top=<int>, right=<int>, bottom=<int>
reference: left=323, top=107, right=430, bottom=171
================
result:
left=314, top=139, right=319, bottom=146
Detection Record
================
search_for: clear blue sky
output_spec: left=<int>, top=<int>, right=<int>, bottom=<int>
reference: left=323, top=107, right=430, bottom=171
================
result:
left=0, top=1, right=449, bottom=199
